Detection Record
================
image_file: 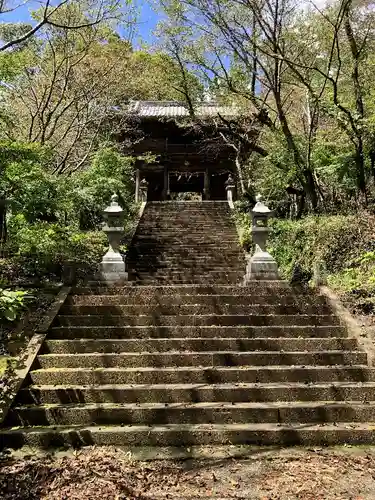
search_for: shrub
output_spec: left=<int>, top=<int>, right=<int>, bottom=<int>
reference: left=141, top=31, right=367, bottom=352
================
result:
left=7, top=217, right=107, bottom=280
left=0, top=288, right=29, bottom=321
left=233, top=206, right=375, bottom=297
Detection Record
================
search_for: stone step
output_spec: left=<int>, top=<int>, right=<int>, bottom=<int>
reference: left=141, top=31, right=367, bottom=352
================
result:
left=133, top=231, right=238, bottom=236
left=128, top=260, right=245, bottom=267
left=7, top=402, right=375, bottom=427
left=130, top=241, right=240, bottom=246
left=127, top=252, right=245, bottom=258
left=132, top=231, right=237, bottom=237
left=130, top=266, right=244, bottom=272
left=145, top=203, right=230, bottom=207
left=127, top=255, right=245, bottom=262
left=71, top=283, right=292, bottom=295
left=126, top=258, right=246, bottom=266
left=50, top=325, right=348, bottom=339
left=140, top=208, right=232, bottom=212
left=127, top=268, right=245, bottom=276
left=43, top=337, right=358, bottom=354
left=136, top=225, right=236, bottom=230
left=61, top=304, right=332, bottom=316
left=129, top=248, right=243, bottom=253
left=2, top=422, right=375, bottom=448
left=28, top=365, right=373, bottom=386
left=66, top=294, right=328, bottom=306
left=55, top=314, right=340, bottom=327
left=16, top=382, right=375, bottom=405
left=129, top=245, right=241, bottom=251
left=130, top=278, right=244, bottom=285
left=143, top=211, right=232, bottom=216
left=35, top=351, right=367, bottom=369
left=128, top=267, right=245, bottom=274
left=137, top=221, right=235, bottom=227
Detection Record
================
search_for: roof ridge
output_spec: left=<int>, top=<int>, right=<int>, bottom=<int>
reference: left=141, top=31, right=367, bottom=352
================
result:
left=128, top=100, right=239, bottom=118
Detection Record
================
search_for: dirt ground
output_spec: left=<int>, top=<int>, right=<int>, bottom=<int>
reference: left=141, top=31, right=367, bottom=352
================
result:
left=1, top=446, right=375, bottom=499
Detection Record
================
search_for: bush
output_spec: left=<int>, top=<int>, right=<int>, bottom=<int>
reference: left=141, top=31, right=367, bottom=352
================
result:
left=268, top=214, right=375, bottom=279
left=231, top=207, right=253, bottom=251
left=7, top=216, right=107, bottom=280
left=0, top=288, right=29, bottom=321
left=233, top=206, right=375, bottom=299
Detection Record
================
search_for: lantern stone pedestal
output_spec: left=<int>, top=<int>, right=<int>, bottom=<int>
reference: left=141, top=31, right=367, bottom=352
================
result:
left=244, top=195, right=279, bottom=283
left=100, top=194, right=128, bottom=284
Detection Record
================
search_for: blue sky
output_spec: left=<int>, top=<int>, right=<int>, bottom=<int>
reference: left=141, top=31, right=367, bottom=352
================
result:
left=1, top=0, right=160, bottom=45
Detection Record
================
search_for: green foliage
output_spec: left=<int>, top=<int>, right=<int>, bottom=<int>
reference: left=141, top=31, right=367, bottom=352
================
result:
left=0, top=289, right=29, bottom=322
left=231, top=207, right=252, bottom=251
left=69, top=146, right=135, bottom=230
left=268, top=215, right=371, bottom=279
left=0, top=142, right=57, bottom=222
left=7, top=216, right=107, bottom=279
left=0, top=142, right=134, bottom=281
left=234, top=206, right=375, bottom=295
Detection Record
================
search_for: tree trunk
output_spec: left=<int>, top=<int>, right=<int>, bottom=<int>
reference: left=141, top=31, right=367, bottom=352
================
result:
left=296, top=192, right=306, bottom=220
left=370, top=150, right=375, bottom=185
left=344, top=3, right=367, bottom=201
left=0, top=199, right=7, bottom=246
left=302, top=169, right=318, bottom=211
left=235, top=155, right=246, bottom=195
left=275, top=91, right=318, bottom=210
left=355, top=140, right=367, bottom=203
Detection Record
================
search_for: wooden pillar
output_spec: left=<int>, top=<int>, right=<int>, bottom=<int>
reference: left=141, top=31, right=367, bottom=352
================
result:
left=204, top=169, right=210, bottom=200
left=135, top=169, right=140, bottom=202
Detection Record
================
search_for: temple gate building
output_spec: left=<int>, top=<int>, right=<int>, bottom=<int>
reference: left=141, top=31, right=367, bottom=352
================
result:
left=118, top=100, right=239, bottom=201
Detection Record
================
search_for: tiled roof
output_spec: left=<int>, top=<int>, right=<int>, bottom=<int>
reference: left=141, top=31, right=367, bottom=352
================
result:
left=128, top=100, right=238, bottom=118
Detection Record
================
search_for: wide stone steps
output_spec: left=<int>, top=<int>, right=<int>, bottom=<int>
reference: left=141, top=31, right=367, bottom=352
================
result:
left=27, top=365, right=373, bottom=385
left=126, top=201, right=243, bottom=284
left=2, top=202, right=374, bottom=448
left=2, top=423, right=375, bottom=448
left=35, top=351, right=366, bottom=369
left=50, top=325, right=348, bottom=339
left=16, top=382, right=375, bottom=405
left=8, top=402, right=375, bottom=427
left=42, top=337, right=358, bottom=354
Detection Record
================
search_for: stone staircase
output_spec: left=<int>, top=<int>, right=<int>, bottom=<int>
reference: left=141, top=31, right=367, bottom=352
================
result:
left=126, top=201, right=245, bottom=284
left=1, top=201, right=375, bottom=448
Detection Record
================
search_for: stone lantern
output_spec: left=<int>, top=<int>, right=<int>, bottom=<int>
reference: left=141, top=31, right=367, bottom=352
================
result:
left=100, top=194, right=128, bottom=284
left=139, top=178, right=149, bottom=203
left=244, top=195, right=279, bottom=282
left=225, top=173, right=235, bottom=208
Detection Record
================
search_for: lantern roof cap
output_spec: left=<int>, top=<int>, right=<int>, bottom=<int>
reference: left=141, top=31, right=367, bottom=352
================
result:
left=104, top=194, right=124, bottom=214
left=252, top=194, right=272, bottom=214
